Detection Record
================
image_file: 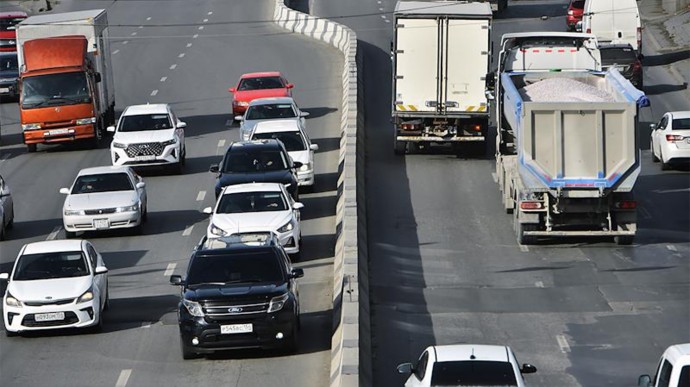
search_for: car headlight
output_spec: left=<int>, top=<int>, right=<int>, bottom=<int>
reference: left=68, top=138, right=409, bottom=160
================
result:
left=210, top=223, right=228, bottom=237
left=277, top=220, right=294, bottom=233
left=182, top=299, right=204, bottom=317
left=64, top=209, right=86, bottom=216
left=22, top=123, right=41, bottom=130
left=161, top=138, right=177, bottom=147
left=115, top=204, right=138, bottom=213
left=5, top=292, right=22, bottom=307
left=112, top=142, right=127, bottom=149
left=233, top=101, right=249, bottom=107
left=75, top=117, right=97, bottom=125
left=299, top=162, right=311, bottom=172
left=267, top=293, right=289, bottom=313
left=77, top=288, right=94, bottom=303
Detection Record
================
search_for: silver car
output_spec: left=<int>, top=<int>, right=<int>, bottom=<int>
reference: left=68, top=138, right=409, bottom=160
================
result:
left=236, top=97, right=309, bottom=141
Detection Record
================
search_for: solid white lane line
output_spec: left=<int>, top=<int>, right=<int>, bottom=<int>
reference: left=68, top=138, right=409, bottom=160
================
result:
left=131, top=32, right=137, bottom=36
left=150, top=90, right=158, bottom=96
left=197, top=191, right=206, bottom=201
left=178, top=53, right=185, bottom=58
left=535, top=281, right=544, bottom=288
left=146, top=17, right=152, bottom=21
left=667, top=244, right=678, bottom=252
left=557, top=335, right=571, bottom=353
left=182, top=225, right=194, bottom=236
left=519, top=244, right=529, bottom=252
left=115, top=369, right=132, bottom=387
left=198, top=26, right=204, bottom=30
left=46, top=226, right=61, bottom=241
left=170, top=64, right=177, bottom=70
left=193, top=34, right=199, bottom=39
left=186, top=43, right=192, bottom=48
left=160, top=76, right=167, bottom=82
left=112, top=49, right=120, bottom=55
left=164, top=263, right=177, bottom=277
left=218, top=139, right=226, bottom=147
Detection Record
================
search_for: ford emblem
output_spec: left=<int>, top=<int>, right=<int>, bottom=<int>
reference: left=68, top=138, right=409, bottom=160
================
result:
left=228, top=307, right=243, bottom=313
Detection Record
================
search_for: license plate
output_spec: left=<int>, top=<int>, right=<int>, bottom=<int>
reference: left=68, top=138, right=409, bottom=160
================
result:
left=94, top=219, right=109, bottom=229
left=220, top=323, right=253, bottom=334
left=0, top=87, right=9, bottom=93
left=135, top=155, right=156, bottom=161
left=48, top=129, right=70, bottom=136
left=34, top=312, right=65, bottom=322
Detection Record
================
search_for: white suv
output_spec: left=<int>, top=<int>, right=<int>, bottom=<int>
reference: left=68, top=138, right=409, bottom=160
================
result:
left=108, top=104, right=187, bottom=173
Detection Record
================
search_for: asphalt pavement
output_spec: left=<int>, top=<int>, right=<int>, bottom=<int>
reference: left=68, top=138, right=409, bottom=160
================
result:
left=0, top=0, right=342, bottom=386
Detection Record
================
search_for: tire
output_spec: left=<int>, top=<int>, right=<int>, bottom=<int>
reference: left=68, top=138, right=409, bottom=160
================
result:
left=515, top=212, right=537, bottom=245
left=284, top=324, right=299, bottom=354
left=393, top=140, right=406, bottom=155
left=65, top=230, right=77, bottom=239
left=26, top=143, right=37, bottom=153
left=661, top=150, right=672, bottom=170
left=142, top=204, right=148, bottom=222
left=103, top=288, right=110, bottom=311
left=6, top=210, right=13, bottom=229
left=0, top=219, right=5, bottom=241
left=614, top=235, right=634, bottom=245
left=181, top=338, right=199, bottom=360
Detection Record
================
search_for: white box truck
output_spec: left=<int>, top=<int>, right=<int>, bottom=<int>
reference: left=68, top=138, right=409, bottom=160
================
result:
left=493, top=32, right=649, bottom=245
left=392, top=1, right=492, bottom=155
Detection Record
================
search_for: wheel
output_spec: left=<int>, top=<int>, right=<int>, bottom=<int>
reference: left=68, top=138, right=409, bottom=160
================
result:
left=283, top=323, right=299, bottom=354
left=661, top=150, right=672, bottom=170
left=651, top=141, right=659, bottom=162
left=0, top=219, right=5, bottom=241
left=393, top=139, right=406, bottom=155
left=65, top=230, right=77, bottom=239
left=180, top=337, right=199, bottom=360
left=26, top=143, right=37, bottom=153
left=6, top=210, right=13, bottom=229
left=103, top=288, right=110, bottom=311
left=614, top=235, right=634, bottom=245
left=142, top=204, right=148, bottom=222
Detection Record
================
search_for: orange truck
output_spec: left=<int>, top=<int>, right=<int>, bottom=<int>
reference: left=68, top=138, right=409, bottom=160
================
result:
left=16, top=9, right=115, bottom=152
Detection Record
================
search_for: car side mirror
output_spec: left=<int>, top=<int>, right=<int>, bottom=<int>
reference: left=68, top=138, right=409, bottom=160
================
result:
left=396, top=363, right=413, bottom=375
left=300, top=111, right=310, bottom=118
left=95, top=266, right=108, bottom=275
left=235, top=115, right=244, bottom=121
left=292, top=161, right=303, bottom=169
left=177, top=121, right=187, bottom=129
left=520, top=364, right=537, bottom=374
left=292, top=202, right=304, bottom=210
left=310, top=144, right=319, bottom=151
left=59, top=188, right=70, bottom=195
left=209, top=164, right=220, bottom=173
left=106, top=125, right=116, bottom=133
left=136, top=182, right=146, bottom=189
left=202, top=207, right=213, bottom=214
left=291, top=268, right=304, bottom=279
left=229, top=87, right=236, bottom=93
left=0, top=273, right=9, bottom=281
left=286, top=83, right=294, bottom=89
left=94, top=72, right=102, bottom=83
left=638, top=375, right=652, bottom=387
left=650, top=123, right=657, bottom=130
left=170, top=275, right=183, bottom=286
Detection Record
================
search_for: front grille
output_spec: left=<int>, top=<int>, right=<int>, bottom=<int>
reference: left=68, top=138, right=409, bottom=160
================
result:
left=202, top=300, right=269, bottom=317
left=125, top=142, right=164, bottom=157
left=24, top=298, right=75, bottom=307
left=22, top=312, right=79, bottom=327
left=84, top=208, right=117, bottom=215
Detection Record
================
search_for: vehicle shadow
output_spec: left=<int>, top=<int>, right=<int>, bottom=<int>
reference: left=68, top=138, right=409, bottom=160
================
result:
left=2, top=217, right=63, bottom=241
left=300, top=194, right=337, bottom=221
left=312, top=136, right=340, bottom=153
left=299, top=233, right=335, bottom=262
left=100, top=250, right=149, bottom=271
left=642, top=49, right=690, bottom=66
left=178, top=154, right=224, bottom=175
left=642, top=82, right=689, bottom=96
left=309, top=171, right=338, bottom=194
left=179, top=113, right=235, bottom=138
left=302, top=107, right=338, bottom=119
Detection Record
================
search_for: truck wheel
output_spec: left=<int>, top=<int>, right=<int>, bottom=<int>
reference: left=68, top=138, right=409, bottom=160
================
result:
left=394, top=140, right=406, bottom=155
left=517, top=223, right=537, bottom=245
left=614, top=236, right=634, bottom=245
left=26, top=143, right=37, bottom=153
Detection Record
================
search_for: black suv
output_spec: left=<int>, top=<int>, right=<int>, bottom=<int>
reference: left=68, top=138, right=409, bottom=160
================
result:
left=210, top=139, right=301, bottom=200
left=170, top=234, right=304, bottom=359
left=599, top=43, right=643, bottom=88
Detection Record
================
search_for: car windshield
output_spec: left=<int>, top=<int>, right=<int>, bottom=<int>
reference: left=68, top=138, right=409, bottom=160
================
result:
left=223, top=149, right=288, bottom=173
left=72, top=173, right=133, bottom=194
left=119, top=113, right=173, bottom=132
left=252, top=132, right=307, bottom=152
left=238, top=76, right=284, bottom=91
left=186, top=251, right=284, bottom=286
left=0, top=55, right=18, bottom=71
left=430, top=361, right=518, bottom=386
left=600, top=48, right=636, bottom=63
left=13, top=251, right=89, bottom=280
left=21, top=72, right=91, bottom=109
left=672, top=118, right=690, bottom=130
left=0, top=17, right=26, bottom=32
left=217, top=191, right=288, bottom=214
left=245, top=104, right=297, bottom=120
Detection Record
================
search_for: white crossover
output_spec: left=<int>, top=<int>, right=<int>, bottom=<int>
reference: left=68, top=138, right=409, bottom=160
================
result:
left=236, top=97, right=309, bottom=141
left=108, top=103, right=187, bottom=173
left=60, top=166, right=147, bottom=237
left=1, top=239, right=109, bottom=335
left=203, top=182, right=304, bottom=257
left=651, top=111, right=690, bottom=170
left=249, top=119, right=319, bottom=188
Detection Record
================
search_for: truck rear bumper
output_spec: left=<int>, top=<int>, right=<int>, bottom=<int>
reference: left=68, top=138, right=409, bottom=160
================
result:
left=23, top=124, right=95, bottom=144
left=525, top=230, right=635, bottom=237
left=396, top=136, right=485, bottom=142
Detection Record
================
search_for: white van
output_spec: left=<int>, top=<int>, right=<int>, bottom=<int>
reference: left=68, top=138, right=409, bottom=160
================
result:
left=638, top=343, right=690, bottom=387
left=582, top=0, right=641, bottom=51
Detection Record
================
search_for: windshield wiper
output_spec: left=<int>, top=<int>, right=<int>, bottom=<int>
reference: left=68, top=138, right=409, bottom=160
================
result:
left=224, top=279, right=264, bottom=284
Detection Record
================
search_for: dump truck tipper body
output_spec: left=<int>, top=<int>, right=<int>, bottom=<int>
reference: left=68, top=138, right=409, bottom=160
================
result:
left=494, top=32, right=648, bottom=245
left=16, top=9, right=115, bottom=152
left=392, top=1, right=492, bottom=155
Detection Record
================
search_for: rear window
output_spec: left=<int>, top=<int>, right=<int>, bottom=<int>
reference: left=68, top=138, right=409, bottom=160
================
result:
left=246, top=104, right=297, bottom=120
left=600, top=47, right=636, bottom=63
left=72, top=173, right=134, bottom=194
left=571, top=0, right=585, bottom=8
left=430, top=361, right=518, bottom=386
left=672, top=118, right=690, bottom=130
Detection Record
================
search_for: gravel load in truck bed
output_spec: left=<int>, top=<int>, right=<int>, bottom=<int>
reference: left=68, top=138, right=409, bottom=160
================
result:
left=519, top=77, right=615, bottom=102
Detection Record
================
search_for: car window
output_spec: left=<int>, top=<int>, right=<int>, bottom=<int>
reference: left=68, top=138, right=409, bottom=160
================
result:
left=186, top=251, right=285, bottom=286
left=656, top=360, right=673, bottom=387
left=252, top=131, right=307, bottom=152
left=223, top=149, right=288, bottom=173
left=119, top=113, right=173, bottom=132
left=217, top=191, right=288, bottom=213
left=13, top=251, right=89, bottom=280
left=72, top=173, right=134, bottom=194
left=238, top=76, right=284, bottom=91
left=430, top=361, right=518, bottom=386
left=672, top=118, right=690, bottom=130
left=678, top=366, right=690, bottom=387
left=415, top=351, right=430, bottom=381
left=659, top=116, right=669, bottom=129
left=246, top=104, right=297, bottom=120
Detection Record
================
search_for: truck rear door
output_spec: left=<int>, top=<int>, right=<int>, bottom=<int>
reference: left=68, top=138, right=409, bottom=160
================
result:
left=394, top=18, right=439, bottom=113
left=444, top=18, right=490, bottom=113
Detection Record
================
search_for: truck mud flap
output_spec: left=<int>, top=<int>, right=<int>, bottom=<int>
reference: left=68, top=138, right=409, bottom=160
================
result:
left=524, top=230, right=636, bottom=237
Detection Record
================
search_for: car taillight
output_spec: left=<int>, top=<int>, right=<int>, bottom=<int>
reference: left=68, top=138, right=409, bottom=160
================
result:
left=568, top=10, right=574, bottom=15
left=666, top=134, right=684, bottom=142
left=471, top=124, right=482, bottom=131
left=400, top=123, right=420, bottom=130
left=520, top=201, right=544, bottom=210
left=615, top=200, right=637, bottom=210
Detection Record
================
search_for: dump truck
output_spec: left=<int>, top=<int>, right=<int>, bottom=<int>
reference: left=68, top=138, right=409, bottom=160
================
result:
left=392, top=1, right=492, bottom=155
left=16, top=9, right=115, bottom=152
left=494, top=32, right=649, bottom=245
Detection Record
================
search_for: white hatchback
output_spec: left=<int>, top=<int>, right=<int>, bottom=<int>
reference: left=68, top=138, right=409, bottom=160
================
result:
left=650, top=111, right=690, bottom=170
left=249, top=119, right=318, bottom=188
left=60, top=166, right=147, bottom=237
left=1, top=239, right=109, bottom=335
left=108, top=103, right=187, bottom=173
left=203, top=183, right=304, bottom=258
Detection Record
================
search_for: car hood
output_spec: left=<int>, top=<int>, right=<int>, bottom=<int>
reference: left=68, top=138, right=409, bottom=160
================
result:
left=184, top=282, right=287, bottom=302
left=9, top=276, right=92, bottom=302
left=234, top=89, right=290, bottom=102
left=218, top=170, right=295, bottom=189
left=211, top=211, right=293, bottom=233
left=113, top=129, right=175, bottom=144
left=288, top=150, right=310, bottom=165
left=64, top=191, right=138, bottom=211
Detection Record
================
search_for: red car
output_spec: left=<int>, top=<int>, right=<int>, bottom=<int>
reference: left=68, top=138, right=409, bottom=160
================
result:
left=566, top=0, right=584, bottom=31
left=229, top=72, right=294, bottom=116
left=0, top=12, right=27, bottom=52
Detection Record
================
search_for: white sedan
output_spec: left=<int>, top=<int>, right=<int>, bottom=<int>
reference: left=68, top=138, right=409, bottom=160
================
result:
left=203, top=182, right=304, bottom=258
left=1, top=239, right=109, bottom=335
left=60, top=166, right=147, bottom=237
left=236, top=97, right=309, bottom=141
left=650, top=111, right=690, bottom=170
left=397, top=344, right=537, bottom=387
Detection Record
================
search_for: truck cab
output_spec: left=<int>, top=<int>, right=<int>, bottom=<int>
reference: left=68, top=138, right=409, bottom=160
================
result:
left=639, top=344, right=690, bottom=387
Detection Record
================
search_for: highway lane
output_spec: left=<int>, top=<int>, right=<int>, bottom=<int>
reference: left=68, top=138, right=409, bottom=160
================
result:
left=312, top=0, right=690, bottom=385
left=0, top=0, right=342, bottom=386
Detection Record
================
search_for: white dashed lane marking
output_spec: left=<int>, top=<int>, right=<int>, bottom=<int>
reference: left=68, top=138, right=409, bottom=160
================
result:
left=112, top=49, right=120, bottom=55
left=150, top=90, right=158, bottom=96
left=535, top=281, right=544, bottom=288
left=131, top=32, right=137, bottom=36
left=207, top=11, right=213, bottom=15
left=196, top=191, right=206, bottom=201
left=170, top=64, right=177, bottom=70
left=186, top=43, right=192, bottom=48
left=218, top=139, right=226, bottom=147
left=519, top=244, right=529, bottom=252
left=46, top=226, right=61, bottom=240
left=160, top=76, right=167, bottom=82
left=667, top=244, right=678, bottom=252
left=115, top=369, right=132, bottom=387
left=138, top=25, right=143, bottom=29
left=385, top=19, right=390, bottom=23
left=182, top=225, right=194, bottom=236
left=178, top=53, right=185, bottom=58
left=557, top=335, right=571, bottom=353
left=203, top=18, right=209, bottom=22
left=164, top=263, right=176, bottom=277
left=193, top=34, right=199, bottom=39
left=122, top=40, right=129, bottom=44
left=146, top=17, right=152, bottom=21
left=198, top=26, right=204, bottom=30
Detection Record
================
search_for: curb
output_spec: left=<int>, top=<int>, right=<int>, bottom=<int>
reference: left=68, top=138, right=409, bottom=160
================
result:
left=272, top=2, right=366, bottom=387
